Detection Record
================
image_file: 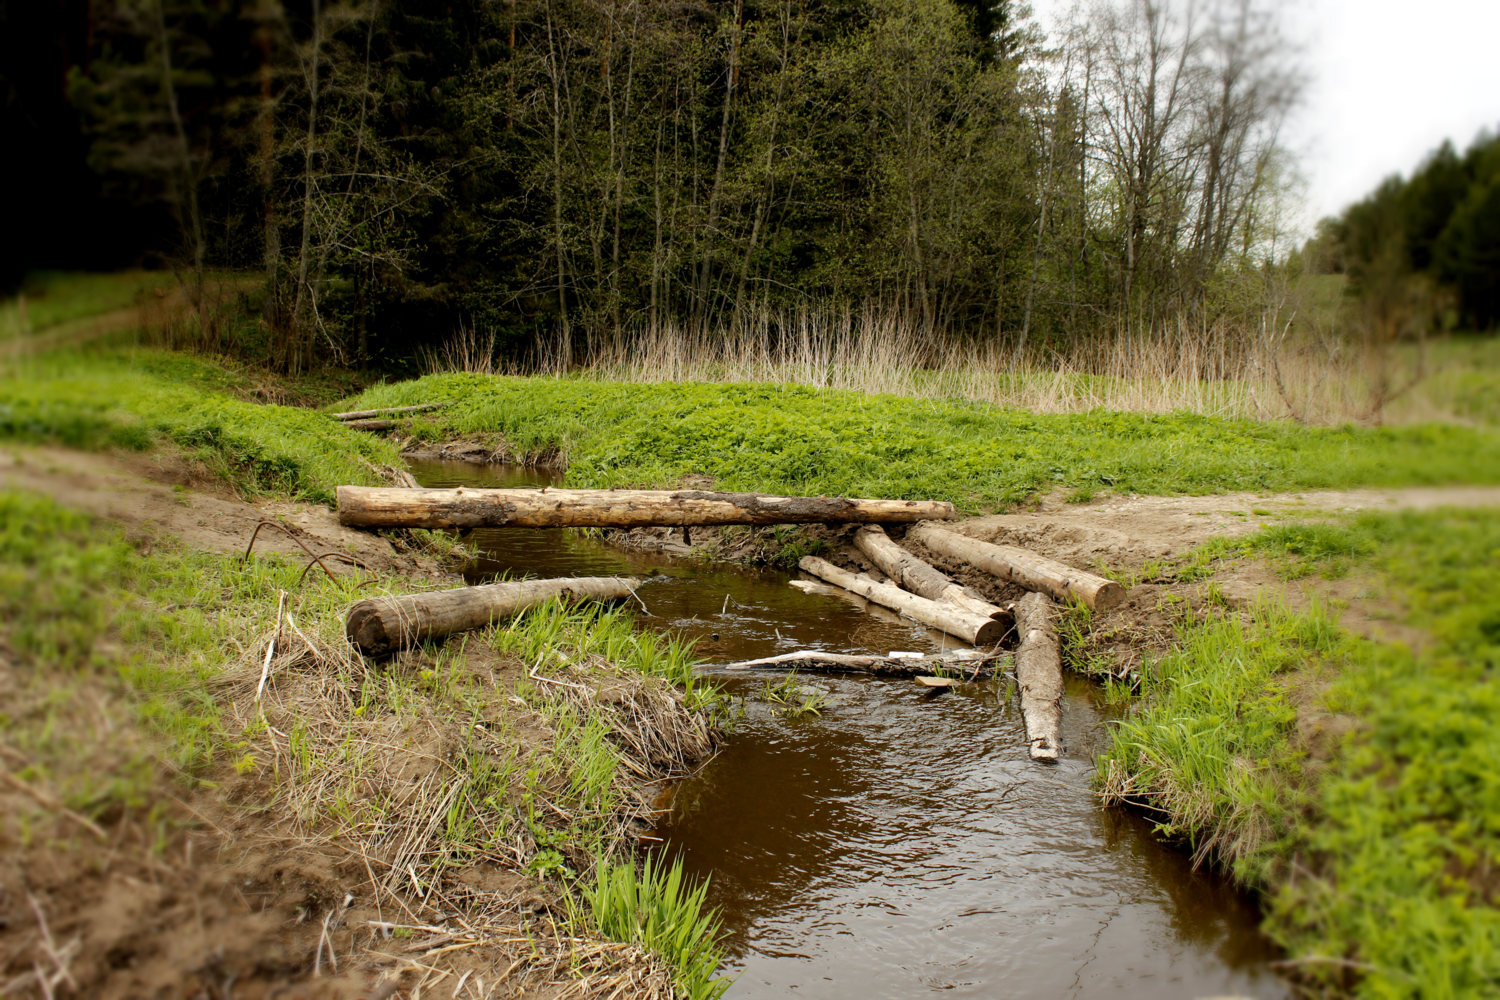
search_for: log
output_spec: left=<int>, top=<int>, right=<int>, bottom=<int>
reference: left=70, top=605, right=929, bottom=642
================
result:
left=717, top=649, right=1006, bottom=678
left=797, top=556, right=1005, bottom=645
left=906, top=524, right=1126, bottom=611
left=343, top=419, right=400, bottom=432
left=1014, top=591, right=1063, bottom=760
left=338, top=486, right=956, bottom=530
left=346, top=576, right=641, bottom=655
left=333, top=403, right=449, bottom=421
left=853, top=525, right=1010, bottom=621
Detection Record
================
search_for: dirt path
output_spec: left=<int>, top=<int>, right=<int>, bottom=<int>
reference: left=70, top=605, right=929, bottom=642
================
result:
left=0, top=445, right=448, bottom=579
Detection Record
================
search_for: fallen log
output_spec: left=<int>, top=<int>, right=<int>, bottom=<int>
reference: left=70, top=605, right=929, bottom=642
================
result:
left=332, top=403, right=450, bottom=421
left=343, top=419, right=400, bottom=432
left=717, top=648, right=1006, bottom=678
left=797, top=556, right=1005, bottom=645
left=1014, top=591, right=1063, bottom=760
left=346, top=576, right=641, bottom=655
left=906, top=524, right=1126, bottom=611
left=853, top=525, right=1010, bottom=621
left=338, top=486, right=956, bottom=530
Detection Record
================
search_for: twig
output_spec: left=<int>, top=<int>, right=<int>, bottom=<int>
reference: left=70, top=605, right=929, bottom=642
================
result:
left=242, top=520, right=341, bottom=585
left=255, top=590, right=287, bottom=705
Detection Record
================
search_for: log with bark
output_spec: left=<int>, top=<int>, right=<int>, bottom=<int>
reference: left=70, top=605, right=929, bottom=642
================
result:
left=1014, top=591, right=1064, bottom=760
left=342, top=419, right=400, bottom=432
left=853, top=525, right=1011, bottom=621
left=905, top=524, right=1126, bottom=611
left=796, top=556, right=1006, bottom=645
left=717, top=649, right=1007, bottom=678
left=346, top=576, right=641, bottom=655
left=332, top=403, right=450, bottom=421
left=338, top=486, right=956, bottom=530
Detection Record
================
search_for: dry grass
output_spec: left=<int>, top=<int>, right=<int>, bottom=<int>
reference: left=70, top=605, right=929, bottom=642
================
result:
left=440, top=301, right=1484, bottom=426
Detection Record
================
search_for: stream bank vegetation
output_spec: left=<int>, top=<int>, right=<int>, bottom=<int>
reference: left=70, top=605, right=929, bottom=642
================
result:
left=0, top=486, right=732, bottom=997
left=1084, top=508, right=1500, bottom=996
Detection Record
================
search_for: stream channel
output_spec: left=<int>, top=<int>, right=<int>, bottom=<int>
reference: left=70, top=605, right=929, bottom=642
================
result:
left=407, top=459, right=1290, bottom=999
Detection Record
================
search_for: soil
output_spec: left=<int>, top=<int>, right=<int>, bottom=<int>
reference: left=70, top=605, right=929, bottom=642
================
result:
left=0, top=443, right=703, bottom=1000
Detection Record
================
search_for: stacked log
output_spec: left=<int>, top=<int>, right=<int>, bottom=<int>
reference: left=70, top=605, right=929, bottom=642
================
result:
left=796, top=556, right=1005, bottom=645
left=906, top=524, right=1126, bottom=611
left=1014, top=592, right=1064, bottom=760
left=852, top=525, right=1009, bottom=621
left=346, top=576, right=640, bottom=655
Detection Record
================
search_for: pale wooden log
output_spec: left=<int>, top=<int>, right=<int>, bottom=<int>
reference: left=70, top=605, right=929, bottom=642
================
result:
left=1014, top=591, right=1063, bottom=760
left=906, top=524, right=1126, bottom=611
left=347, top=576, right=641, bottom=655
left=338, top=486, right=956, bottom=530
left=717, top=649, right=1005, bottom=678
left=333, top=403, right=449, bottom=421
left=853, top=525, right=1010, bottom=621
left=797, top=556, right=1005, bottom=645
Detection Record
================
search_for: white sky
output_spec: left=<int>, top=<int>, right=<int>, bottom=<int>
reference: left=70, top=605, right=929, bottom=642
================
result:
left=1028, top=0, right=1500, bottom=227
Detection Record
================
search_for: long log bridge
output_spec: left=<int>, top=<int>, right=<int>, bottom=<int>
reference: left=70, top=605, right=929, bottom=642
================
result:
left=336, top=483, right=1095, bottom=758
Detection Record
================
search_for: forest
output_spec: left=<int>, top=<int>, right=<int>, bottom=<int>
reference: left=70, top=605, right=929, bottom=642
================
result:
left=8, top=0, right=1492, bottom=378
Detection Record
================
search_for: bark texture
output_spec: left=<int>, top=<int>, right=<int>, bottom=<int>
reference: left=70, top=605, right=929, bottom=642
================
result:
left=719, top=649, right=1007, bottom=678
left=333, top=403, right=449, bottom=421
left=347, top=576, right=641, bottom=655
left=853, top=525, right=1010, bottom=621
left=1014, top=591, right=1063, bottom=760
left=338, top=486, right=956, bottom=529
left=797, top=556, right=1005, bottom=645
left=907, top=524, right=1126, bottom=611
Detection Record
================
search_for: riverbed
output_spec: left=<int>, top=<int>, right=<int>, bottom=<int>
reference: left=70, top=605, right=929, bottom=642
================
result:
left=408, top=459, right=1289, bottom=999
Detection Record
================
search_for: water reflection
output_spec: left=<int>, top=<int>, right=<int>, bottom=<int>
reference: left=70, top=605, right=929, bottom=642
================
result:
left=405, top=459, right=1287, bottom=999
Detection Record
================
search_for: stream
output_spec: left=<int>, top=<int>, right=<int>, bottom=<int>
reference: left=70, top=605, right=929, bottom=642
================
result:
left=407, top=459, right=1289, bottom=999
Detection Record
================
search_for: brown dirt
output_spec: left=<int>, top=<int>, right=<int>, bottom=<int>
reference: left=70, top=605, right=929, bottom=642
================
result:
left=0, top=445, right=449, bottom=580
left=0, top=444, right=710, bottom=1000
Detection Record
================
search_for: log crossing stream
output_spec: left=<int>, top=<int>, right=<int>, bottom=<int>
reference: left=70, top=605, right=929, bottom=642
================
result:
left=407, top=458, right=1290, bottom=999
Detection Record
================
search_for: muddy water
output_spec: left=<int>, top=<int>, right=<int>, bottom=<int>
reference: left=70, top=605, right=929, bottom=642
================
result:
left=407, top=459, right=1288, bottom=999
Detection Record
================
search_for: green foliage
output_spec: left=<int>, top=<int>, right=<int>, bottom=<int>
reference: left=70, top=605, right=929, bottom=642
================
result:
left=760, top=671, right=829, bottom=717
left=340, top=373, right=1500, bottom=510
left=585, top=852, right=732, bottom=1000
left=0, top=350, right=398, bottom=501
left=1102, top=507, right=1500, bottom=995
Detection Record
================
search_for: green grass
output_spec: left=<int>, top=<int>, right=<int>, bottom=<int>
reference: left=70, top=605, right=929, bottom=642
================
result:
left=0, top=350, right=399, bottom=501
left=1, top=270, right=179, bottom=337
left=1100, top=508, right=1500, bottom=996
left=585, top=852, right=731, bottom=1000
left=337, top=373, right=1500, bottom=511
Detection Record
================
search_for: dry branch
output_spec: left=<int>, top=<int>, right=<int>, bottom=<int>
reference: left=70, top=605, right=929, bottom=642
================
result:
left=717, top=649, right=1005, bottom=678
left=337, top=486, right=956, bottom=529
left=332, top=403, right=449, bottom=420
left=907, top=524, right=1126, bottom=610
left=1015, top=592, right=1063, bottom=760
left=796, top=556, right=1005, bottom=645
left=853, top=525, right=1010, bottom=620
left=347, top=577, right=642, bottom=655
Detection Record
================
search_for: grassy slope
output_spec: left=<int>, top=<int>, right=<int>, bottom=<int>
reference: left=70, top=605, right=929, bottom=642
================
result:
left=341, top=373, right=1500, bottom=510
left=1099, top=512, right=1500, bottom=996
left=0, top=351, right=399, bottom=501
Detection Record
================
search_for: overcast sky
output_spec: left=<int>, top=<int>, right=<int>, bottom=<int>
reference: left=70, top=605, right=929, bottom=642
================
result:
left=1028, top=0, right=1500, bottom=228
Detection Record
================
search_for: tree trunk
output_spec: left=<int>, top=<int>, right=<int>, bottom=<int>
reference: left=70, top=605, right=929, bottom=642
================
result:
left=906, top=524, right=1126, bottom=611
left=332, top=403, right=448, bottom=420
left=346, top=576, right=642, bottom=655
left=720, top=648, right=1007, bottom=678
left=339, top=487, right=955, bottom=529
left=852, top=525, right=1009, bottom=621
left=1014, top=591, right=1063, bottom=760
left=797, top=556, right=1005, bottom=646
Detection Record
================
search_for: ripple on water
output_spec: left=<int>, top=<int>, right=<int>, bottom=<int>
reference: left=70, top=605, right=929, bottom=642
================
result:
left=405, top=459, right=1288, bottom=1000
